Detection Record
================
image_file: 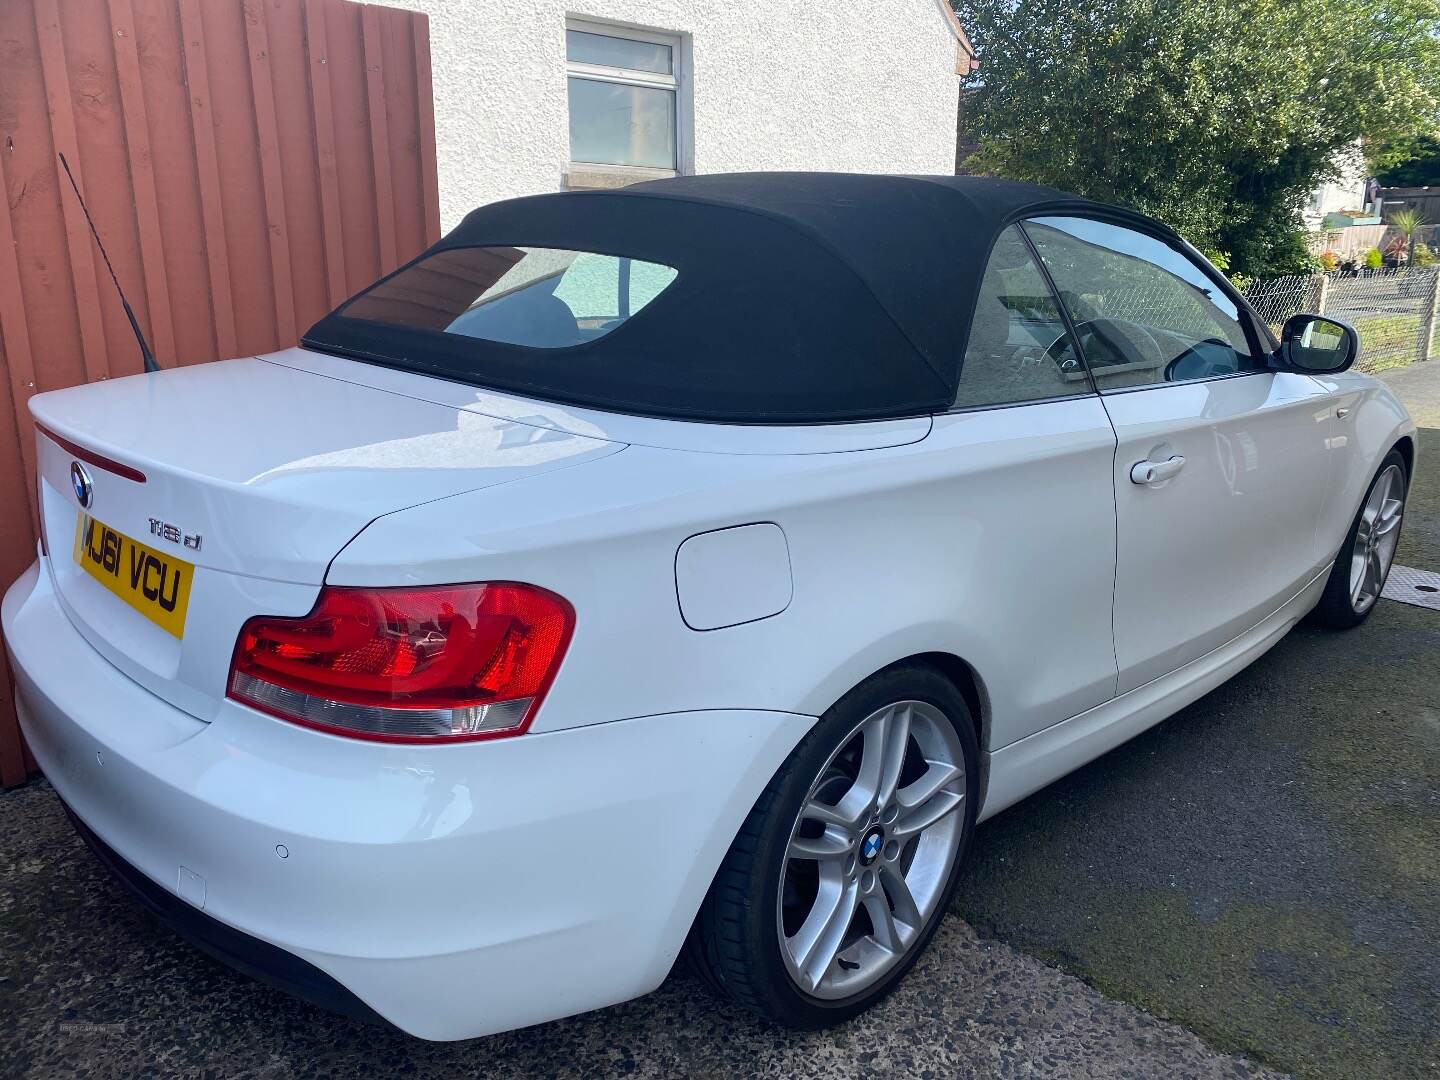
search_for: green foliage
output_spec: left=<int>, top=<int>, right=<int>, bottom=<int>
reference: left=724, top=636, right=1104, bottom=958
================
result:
left=1228, top=217, right=1321, bottom=277
left=1199, top=248, right=1231, bottom=272
left=953, top=0, right=1440, bottom=278
left=1369, top=133, right=1440, bottom=186
left=1389, top=207, right=1428, bottom=238
left=1414, top=242, right=1436, bottom=266
left=1366, top=247, right=1385, bottom=269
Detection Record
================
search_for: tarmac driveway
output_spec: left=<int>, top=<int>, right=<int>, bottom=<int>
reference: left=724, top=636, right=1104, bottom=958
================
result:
left=3, top=364, right=1438, bottom=1078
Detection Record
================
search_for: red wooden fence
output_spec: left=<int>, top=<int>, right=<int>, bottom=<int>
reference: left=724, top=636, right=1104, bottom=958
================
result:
left=0, top=0, right=441, bottom=785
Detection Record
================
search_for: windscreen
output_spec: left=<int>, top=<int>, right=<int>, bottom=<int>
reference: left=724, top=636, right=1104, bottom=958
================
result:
left=340, top=247, right=679, bottom=350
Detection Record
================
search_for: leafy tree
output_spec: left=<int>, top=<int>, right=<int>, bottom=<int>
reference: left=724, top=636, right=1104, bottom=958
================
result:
left=1369, top=133, right=1440, bottom=186
left=952, top=0, right=1440, bottom=277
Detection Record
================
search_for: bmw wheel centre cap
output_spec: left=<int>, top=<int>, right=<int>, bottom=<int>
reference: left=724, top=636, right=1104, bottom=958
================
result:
left=860, top=827, right=884, bottom=865
left=70, top=461, right=93, bottom=509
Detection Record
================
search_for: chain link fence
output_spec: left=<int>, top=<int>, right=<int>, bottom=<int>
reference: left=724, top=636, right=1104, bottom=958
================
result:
left=1241, top=269, right=1440, bottom=373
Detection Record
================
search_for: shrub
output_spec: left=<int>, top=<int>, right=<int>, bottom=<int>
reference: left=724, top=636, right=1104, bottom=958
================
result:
left=1414, top=243, right=1436, bottom=267
left=1319, top=250, right=1339, bottom=272
left=1201, top=248, right=1231, bottom=272
left=1388, top=207, right=1428, bottom=242
left=1365, top=248, right=1385, bottom=270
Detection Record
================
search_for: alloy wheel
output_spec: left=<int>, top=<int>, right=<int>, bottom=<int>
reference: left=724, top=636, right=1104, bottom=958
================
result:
left=1349, top=463, right=1405, bottom=613
left=776, top=700, right=967, bottom=1000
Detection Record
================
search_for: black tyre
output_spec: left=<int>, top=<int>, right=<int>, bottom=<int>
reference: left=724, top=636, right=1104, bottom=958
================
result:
left=687, top=663, right=979, bottom=1028
left=1310, top=449, right=1408, bottom=630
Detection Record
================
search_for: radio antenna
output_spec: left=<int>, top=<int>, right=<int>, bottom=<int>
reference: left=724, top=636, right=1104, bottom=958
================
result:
left=57, top=152, right=159, bottom=373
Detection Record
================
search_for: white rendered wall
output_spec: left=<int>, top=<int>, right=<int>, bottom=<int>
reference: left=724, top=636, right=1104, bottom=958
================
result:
left=384, top=0, right=961, bottom=230
left=1304, top=145, right=1373, bottom=226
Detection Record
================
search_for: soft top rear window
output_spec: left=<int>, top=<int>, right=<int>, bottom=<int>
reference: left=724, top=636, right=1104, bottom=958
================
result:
left=301, top=188, right=955, bottom=424
left=340, top=246, right=679, bottom=350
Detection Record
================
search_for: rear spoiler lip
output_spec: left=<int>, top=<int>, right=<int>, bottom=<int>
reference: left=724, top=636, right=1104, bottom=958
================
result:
left=34, top=422, right=148, bottom=484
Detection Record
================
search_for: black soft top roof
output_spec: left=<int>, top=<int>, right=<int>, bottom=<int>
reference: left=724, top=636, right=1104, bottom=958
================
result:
left=304, top=172, right=1181, bottom=423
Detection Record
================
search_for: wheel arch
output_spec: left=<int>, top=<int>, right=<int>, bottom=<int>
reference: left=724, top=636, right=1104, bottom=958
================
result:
left=1393, top=434, right=1415, bottom=486
left=834, top=650, right=993, bottom=815
left=897, top=651, right=989, bottom=752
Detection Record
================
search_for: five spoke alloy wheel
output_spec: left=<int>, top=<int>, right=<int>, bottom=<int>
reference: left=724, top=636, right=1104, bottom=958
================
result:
left=1349, top=463, right=1405, bottom=614
left=687, top=664, right=978, bottom=1029
left=778, top=700, right=966, bottom=999
left=1312, top=448, right=1409, bottom=630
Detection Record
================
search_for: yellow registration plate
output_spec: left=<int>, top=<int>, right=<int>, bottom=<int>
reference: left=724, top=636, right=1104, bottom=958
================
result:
left=72, top=514, right=193, bottom=638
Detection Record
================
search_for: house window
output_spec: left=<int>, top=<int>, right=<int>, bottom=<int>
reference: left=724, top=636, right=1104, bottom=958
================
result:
left=566, top=22, right=681, bottom=173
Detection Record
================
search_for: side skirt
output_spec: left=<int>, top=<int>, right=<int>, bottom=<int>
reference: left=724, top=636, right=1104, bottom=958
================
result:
left=978, top=568, right=1328, bottom=822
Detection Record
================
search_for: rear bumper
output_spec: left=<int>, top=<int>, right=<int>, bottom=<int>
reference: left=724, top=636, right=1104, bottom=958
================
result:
left=4, top=559, right=813, bottom=1039
left=59, top=798, right=391, bottom=1027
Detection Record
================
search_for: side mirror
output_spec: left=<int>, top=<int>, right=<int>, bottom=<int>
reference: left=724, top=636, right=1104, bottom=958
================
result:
left=1278, top=313, right=1358, bottom=374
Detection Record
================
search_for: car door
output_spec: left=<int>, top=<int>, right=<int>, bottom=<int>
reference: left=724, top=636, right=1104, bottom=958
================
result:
left=932, top=224, right=1120, bottom=747
left=1024, top=216, right=1335, bottom=694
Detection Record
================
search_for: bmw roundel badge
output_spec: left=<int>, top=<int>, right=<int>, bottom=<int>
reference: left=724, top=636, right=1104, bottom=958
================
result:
left=861, top=829, right=884, bottom=863
left=70, top=461, right=93, bottom=509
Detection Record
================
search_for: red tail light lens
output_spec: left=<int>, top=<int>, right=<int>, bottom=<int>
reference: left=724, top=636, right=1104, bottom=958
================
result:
left=228, top=582, right=574, bottom=742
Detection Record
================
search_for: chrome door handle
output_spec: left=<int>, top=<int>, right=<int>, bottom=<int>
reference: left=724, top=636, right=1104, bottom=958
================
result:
left=1336, top=406, right=1352, bottom=420
left=1130, top=454, right=1186, bottom=485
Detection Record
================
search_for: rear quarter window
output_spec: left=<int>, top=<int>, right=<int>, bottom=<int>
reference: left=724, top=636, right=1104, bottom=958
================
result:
left=341, top=246, right=679, bottom=350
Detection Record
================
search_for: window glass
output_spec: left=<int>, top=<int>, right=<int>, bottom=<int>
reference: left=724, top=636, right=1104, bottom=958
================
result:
left=953, top=225, right=1090, bottom=409
left=566, top=29, right=672, bottom=74
left=1024, top=217, right=1259, bottom=390
left=340, top=247, right=678, bottom=349
left=567, top=78, right=676, bottom=169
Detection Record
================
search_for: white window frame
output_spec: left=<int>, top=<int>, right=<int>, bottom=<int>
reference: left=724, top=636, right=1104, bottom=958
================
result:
left=564, top=18, right=688, bottom=180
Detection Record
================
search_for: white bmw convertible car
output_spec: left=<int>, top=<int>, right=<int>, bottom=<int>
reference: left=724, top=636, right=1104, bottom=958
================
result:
left=4, top=174, right=1416, bottom=1039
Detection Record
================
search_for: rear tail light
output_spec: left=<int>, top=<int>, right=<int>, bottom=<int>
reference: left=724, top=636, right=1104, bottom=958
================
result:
left=228, top=582, right=574, bottom=742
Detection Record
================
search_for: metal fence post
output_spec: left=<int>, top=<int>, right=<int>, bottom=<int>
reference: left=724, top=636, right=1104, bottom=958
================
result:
left=1315, top=272, right=1330, bottom=315
left=1419, top=270, right=1440, bottom=363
